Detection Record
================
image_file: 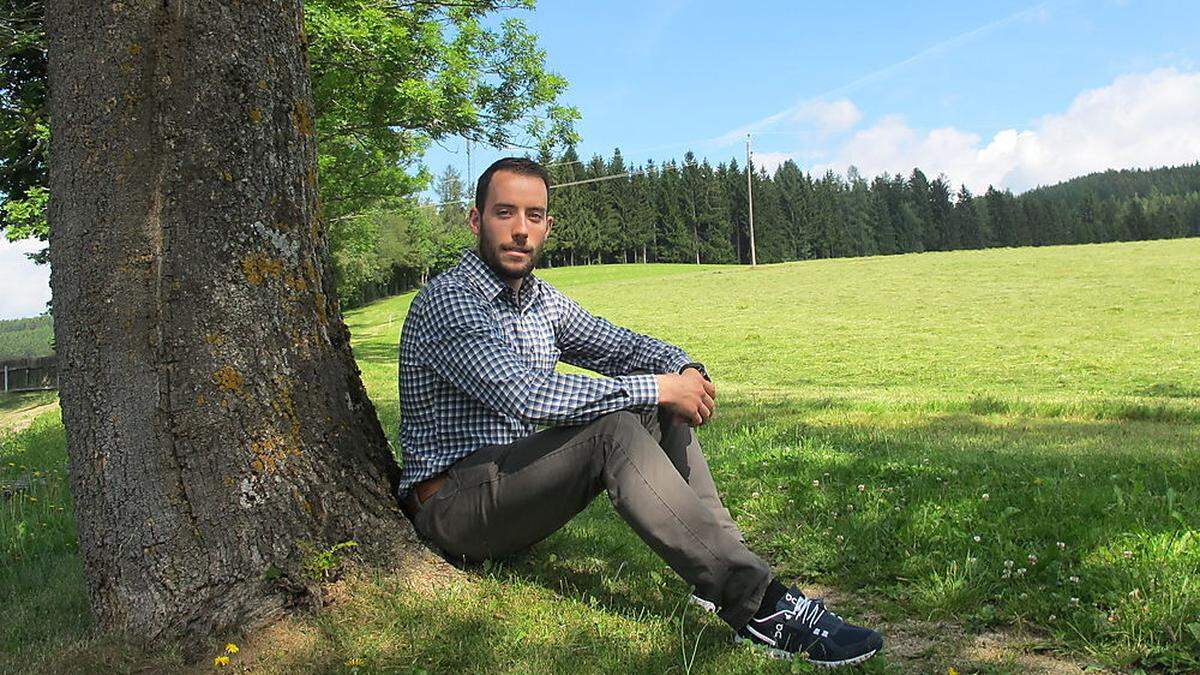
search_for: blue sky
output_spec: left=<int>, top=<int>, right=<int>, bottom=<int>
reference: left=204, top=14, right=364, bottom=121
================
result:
left=4, top=0, right=1199, bottom=319
left=425, top=0, right=1199, bottom=194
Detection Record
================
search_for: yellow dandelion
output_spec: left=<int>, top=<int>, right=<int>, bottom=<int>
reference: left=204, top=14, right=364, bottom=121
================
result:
left=213, top=655, right=230, bottom=667
left=225, top=643, right=239, bottom=654
left=948, top=668, right=959, bottom=675
left=346, top=657, right=366, bottom=667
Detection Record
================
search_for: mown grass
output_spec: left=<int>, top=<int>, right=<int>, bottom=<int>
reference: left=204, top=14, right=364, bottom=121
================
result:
left=2, top=238, right=1199, bottom=673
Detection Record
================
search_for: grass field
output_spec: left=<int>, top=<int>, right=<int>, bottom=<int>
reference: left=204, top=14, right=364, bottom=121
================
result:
left=2, top=238, right=1199, bottom=673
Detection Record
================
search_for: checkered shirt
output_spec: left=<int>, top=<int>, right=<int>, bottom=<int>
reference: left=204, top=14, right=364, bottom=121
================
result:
left=395, top=249, right=693, bottom=497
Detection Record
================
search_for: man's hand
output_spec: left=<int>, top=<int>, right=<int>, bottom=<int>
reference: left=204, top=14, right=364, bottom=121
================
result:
left=656, top=369, right=717, bottom=427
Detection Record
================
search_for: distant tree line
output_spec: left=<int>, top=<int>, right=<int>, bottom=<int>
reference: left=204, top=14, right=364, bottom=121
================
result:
left=539, top=151, right=1200, bottom=267
left=338, top=157, right=1200, bottom=307
left=0, top=313, right=53, bottom=360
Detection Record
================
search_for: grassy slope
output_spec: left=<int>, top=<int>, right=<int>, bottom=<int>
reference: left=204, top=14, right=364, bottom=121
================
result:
left=3, top=239, right=1199, bottom=673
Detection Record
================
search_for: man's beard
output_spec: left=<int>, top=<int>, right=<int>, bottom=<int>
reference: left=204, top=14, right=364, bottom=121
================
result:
left=477, top=229, right=541, bottom=280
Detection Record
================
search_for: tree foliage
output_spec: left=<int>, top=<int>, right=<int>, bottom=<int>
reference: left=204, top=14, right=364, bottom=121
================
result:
left=1, top=0, right=578, bottom=266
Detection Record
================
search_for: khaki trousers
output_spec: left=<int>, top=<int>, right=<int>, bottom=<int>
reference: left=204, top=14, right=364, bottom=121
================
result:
left=406, top=407, right=772, bottom=629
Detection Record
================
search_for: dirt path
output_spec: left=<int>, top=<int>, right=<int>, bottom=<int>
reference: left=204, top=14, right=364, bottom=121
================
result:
left=0, top=400, right=59, bottom=435
left=805, top=584, right=1110, bottom=673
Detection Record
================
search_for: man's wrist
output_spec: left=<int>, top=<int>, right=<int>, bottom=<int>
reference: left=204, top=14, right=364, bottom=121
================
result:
left=678, top=362, right=710, bottom=382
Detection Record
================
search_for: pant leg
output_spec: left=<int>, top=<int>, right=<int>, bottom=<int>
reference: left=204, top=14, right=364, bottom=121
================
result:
left=412, top=411, right=772, bottom=629
left=636, top=407, right=745, bottom=543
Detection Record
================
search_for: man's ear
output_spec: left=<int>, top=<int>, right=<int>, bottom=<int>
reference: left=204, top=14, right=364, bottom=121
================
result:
left=468, top=207, right=481, bottom=237
left=545, top=215, right=554, bottom=238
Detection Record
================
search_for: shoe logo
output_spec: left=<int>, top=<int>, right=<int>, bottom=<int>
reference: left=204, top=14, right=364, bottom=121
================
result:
left=774, top=623, right=784, bottom=641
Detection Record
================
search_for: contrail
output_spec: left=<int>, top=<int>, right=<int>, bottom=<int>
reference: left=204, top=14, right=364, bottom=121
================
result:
left=711, top=1, right=1052, bottom=147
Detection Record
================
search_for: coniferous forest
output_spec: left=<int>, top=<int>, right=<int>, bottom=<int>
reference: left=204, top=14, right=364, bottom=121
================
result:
left=339, top=156, right=1200, bottom=307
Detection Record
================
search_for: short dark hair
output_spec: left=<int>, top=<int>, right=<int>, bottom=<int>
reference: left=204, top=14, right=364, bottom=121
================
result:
left=475, top=157, right=552, bottom=213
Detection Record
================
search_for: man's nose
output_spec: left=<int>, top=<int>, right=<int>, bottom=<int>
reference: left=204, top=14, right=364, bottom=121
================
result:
left=511, top=213, right=530, bottom=240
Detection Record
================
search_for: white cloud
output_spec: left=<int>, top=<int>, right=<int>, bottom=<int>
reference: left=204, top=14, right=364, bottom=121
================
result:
left=750, top=151, right=797, bottom=175
left=0, top=238, right=51, bottom=320
left=810, top=68, right=1200, bottom=193
left=784, top=99, right=863, bottom=136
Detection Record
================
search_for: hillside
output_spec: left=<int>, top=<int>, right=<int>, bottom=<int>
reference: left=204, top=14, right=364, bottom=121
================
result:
left=0, top=314, right=53, bottom=361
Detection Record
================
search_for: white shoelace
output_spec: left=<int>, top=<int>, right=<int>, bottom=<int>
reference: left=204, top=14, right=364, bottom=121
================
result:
left=756, top=595, right=827, bottom=628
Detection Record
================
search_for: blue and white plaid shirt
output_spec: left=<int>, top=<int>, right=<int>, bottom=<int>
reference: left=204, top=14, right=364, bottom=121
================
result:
left=396, top=249, right=693, bottom=497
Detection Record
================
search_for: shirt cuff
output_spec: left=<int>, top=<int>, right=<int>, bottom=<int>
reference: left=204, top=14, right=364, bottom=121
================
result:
left=617, top=373, right=660, bottom=410
left=665, top=352, right=693, bottom=374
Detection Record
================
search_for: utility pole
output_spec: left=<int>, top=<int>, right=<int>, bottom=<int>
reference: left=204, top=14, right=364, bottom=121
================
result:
left=746, top=133, right=758, bottom=266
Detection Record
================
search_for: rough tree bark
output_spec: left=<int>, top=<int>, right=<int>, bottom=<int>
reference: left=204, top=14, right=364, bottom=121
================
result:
left=46, top=0, right=442, bottom=647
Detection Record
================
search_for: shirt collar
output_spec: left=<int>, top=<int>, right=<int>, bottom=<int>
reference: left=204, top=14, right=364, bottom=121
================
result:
left=459, top=248, right=543, bottom=306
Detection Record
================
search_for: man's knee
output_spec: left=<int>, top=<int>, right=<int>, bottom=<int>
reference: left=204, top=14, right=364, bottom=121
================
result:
left=592, top=410, right=662, bottom=453
left=593, top=410, right=644, bottom=435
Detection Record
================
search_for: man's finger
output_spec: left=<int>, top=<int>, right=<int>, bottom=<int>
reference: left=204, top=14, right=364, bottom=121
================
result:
left=703, top=378, right=716, bottom=398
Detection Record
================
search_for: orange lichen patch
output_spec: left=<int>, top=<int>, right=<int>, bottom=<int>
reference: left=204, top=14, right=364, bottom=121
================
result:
left=314, top=291, right=328, bottom=326
left=248, top=435, right=293, bottom=474
left=221, top=170, right=234, bottom=182
left=242, top=252, right=284, bottom=286
left=256, top=80, right=269, bottom=91
left=204, top=333, right=226, bottom=346
left=128, top=43, right=142, bottom=56
left=249, top=108, right=263, bottom=123
left=284, top=273, right=308, bottom=292
left=292, top=100, right=315, bottom=136
left=196, top=394, right=207, bottom=406
left=271, top=385, right=301, bottom=430
left=212, top=366, right=245, bottom=393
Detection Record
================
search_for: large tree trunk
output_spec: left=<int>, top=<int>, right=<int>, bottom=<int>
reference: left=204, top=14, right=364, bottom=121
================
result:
left=46, top=0, right=441, bottom=648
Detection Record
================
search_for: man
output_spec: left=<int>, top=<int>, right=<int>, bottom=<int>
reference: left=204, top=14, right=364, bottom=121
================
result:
left=396, top=157, right=883, bottom=667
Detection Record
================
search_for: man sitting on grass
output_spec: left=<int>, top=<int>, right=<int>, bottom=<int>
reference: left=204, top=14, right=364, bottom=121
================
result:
left=396, top=157, right=884, bottom=668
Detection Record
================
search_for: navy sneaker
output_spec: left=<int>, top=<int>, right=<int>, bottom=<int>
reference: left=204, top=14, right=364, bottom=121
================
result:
left=735, top=588, right=883, bottom=668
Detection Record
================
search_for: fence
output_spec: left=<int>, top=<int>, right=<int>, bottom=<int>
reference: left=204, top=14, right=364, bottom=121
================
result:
left=1, top=356, right=58, bottom=393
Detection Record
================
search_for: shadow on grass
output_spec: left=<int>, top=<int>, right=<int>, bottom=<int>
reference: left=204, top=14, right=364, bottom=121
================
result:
left=6, top=394, right=1198, bottom=672
left=467, top=396, right=1199, bottom=669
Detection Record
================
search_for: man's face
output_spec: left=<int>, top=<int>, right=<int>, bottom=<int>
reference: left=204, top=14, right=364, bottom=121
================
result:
left=470, top=170, right=553, bottom=283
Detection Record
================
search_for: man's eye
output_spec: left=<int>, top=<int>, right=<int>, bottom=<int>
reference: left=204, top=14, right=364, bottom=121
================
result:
left=529, top=213, right=543, bottom=222
left=496, top=209, right=511, bottom=217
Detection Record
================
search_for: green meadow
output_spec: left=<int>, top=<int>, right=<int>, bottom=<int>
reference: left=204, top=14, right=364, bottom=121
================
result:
left=2, top=238, right=1199, bottom=673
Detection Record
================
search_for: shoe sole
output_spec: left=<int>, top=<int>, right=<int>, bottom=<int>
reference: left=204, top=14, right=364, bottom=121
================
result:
left=733, top=635, right=880, bottom=669
left=687, top=594, right=719, bottom=613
